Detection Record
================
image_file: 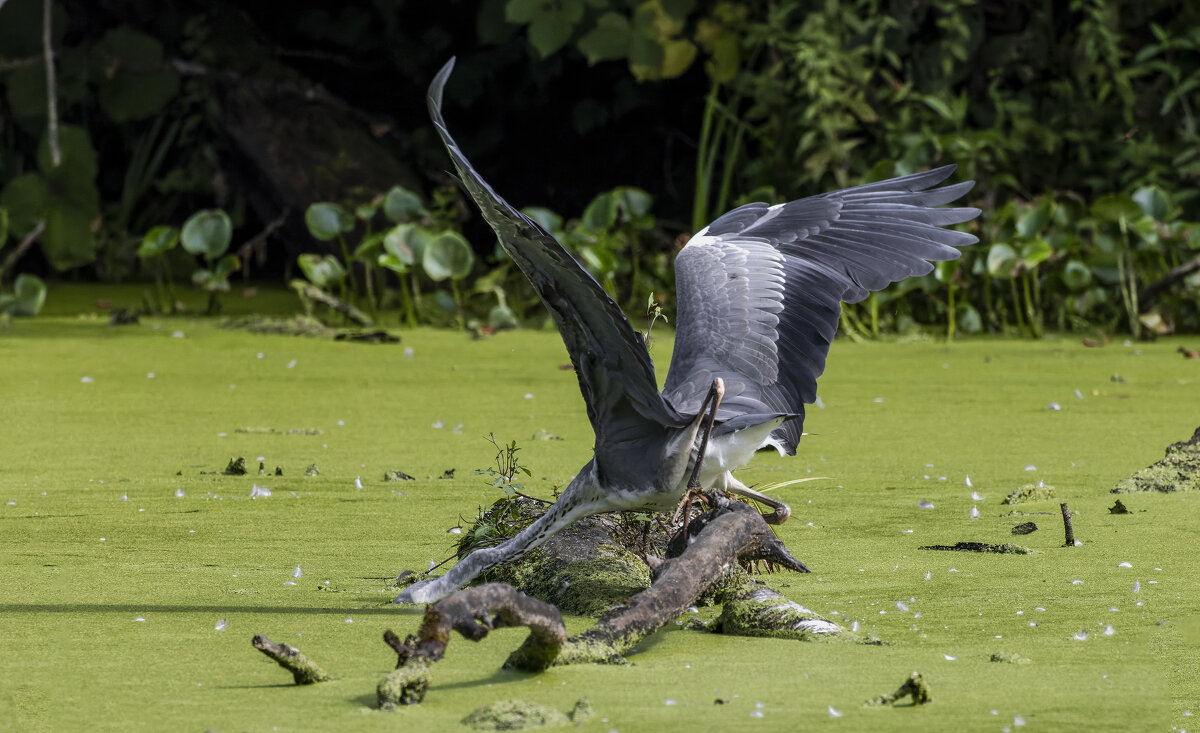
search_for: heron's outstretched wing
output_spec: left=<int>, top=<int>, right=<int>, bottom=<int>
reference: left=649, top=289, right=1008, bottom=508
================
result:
left=662, top=166, right=980, bottom=454
left=428, top=59, right=683, bottom=474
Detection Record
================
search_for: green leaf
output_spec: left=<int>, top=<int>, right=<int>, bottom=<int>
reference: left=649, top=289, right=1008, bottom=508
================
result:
left=581, top=192, right=618, bottom=231
left=297, top=253, right=347, bottom=288
left=1090, top=194, right=1141, bottom=226
left=488, top=304, right=519, bottom=329
left=1019, top=237, right=1052, bottom=269
left=957, top=303, right=982, bottom=334
left=305, top=202, right=354, bottom=241
left=9, top=273, right=47, bottom=316
left=986, top=243, right=1018, bottom=278
left=577, top=12, right=632, bottom=64
left=94, top=26, right=180, bottom=122
left=137, top=226, right=178, bottom=258
left=505, top=0, right=544, bottom=23
left=38, top=125, right=98, bottom=182
left=1061, top=259, right=1093, bottom=290
left=377, top=253, right=409, bottom=274
left=382, top=186, right=428, bottom=223
left=213, top=254, right=240, bottom=279
left=384, top=223, right=433, bottom=265
left=42, top=204, right=96, bottom=271
left=355, top=204, right=379, bottom=221
left=0, top=206, right=8, bottom=243
left=5, top=65, right=48, bottom=120
left=1132, top=186, right=1169, bottom=221
left=422, top=231, right=475, bottom=281
left=180, top=210, right=233, bottom=260
left=352, top=232, right=384, bottom=260
left=521, top=206, right=564, bottom=235
left=0, top=173, right=49, bottom=237
left=613, top=186, right=653, bottom=220
left=1016, top=198, right=1054, bottom=239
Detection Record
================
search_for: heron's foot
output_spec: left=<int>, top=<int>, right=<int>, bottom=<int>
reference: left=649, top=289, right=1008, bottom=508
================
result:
left=726, top=485, right=791, bottom=526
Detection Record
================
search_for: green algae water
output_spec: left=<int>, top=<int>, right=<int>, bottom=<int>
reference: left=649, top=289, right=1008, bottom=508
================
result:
left=2, top=303, right=1198, bottom=731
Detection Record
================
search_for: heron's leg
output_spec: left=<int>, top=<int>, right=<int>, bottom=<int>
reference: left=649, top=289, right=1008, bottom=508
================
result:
left=673, top=378, right=725, bottom=535
left=724, top=475, right=792, bottom=525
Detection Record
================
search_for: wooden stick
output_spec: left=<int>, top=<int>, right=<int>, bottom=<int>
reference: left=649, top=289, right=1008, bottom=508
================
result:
left=1060, top=502, right=1076, bottom=547
left=251, top=634, right=331, bottom=684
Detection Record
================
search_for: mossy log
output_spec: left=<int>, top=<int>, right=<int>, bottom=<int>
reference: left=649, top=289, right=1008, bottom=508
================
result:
left=709, top=577, right=844, bottom=641
left=251, top=634, right=331, bottom=684
left=1112, top=425, right=1200, bottom=493
left=554, top=495, right=812, bottom=664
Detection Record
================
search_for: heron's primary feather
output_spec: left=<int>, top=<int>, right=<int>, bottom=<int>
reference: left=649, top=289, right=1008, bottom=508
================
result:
left=427, top=59, right=683, bottom=485
left=663, top=167, right=980, bottom=454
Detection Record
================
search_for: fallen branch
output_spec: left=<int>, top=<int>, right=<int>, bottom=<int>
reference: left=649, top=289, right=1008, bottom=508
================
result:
left=377, top=584, right=565, bottom=708
left=251, top=634, right=331, bottom=684
left=867, top=670, right=932, bottom=706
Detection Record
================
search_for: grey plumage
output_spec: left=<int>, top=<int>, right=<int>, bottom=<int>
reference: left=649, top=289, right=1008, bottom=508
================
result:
left=395, top=58, right=981, bottom=604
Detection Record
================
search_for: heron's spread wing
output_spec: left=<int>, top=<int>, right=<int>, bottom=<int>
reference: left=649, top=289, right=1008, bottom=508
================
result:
left=662, top=166, right=980, bottom=454
left=428, top=59, right=682, bottom=473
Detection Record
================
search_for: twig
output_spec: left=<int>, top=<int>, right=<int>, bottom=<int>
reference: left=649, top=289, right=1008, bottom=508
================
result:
left=1139, top=254, right=1200, bottom=313
left=42, top=0, right=60, bottom=167
left=1060, top=502, right=1076, bottom=547
left=1, top=219, right=46, bottom=279
left=251, top=634, right=331, bottom=684
left=237, top=208, right=290, bottom=275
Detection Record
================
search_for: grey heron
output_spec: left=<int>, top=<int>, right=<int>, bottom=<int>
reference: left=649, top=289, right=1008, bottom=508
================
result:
left=396, top=59, right=981, bottom=605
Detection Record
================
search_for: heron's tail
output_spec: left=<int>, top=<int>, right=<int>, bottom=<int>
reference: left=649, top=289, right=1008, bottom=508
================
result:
left=395, top=472, right=606, bottom=604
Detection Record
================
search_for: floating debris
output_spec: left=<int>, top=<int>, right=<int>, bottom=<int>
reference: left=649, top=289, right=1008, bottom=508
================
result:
left=440, top=469, right=455, bottom=479
left=235, top=426, right=324, bottom=435
left=432, top=419, right=444, bottom=429
left=969, top=506, right=980, bottom=519
left=1118, top=562, right=1132, bottom=568
left=918, top=500, right=935, bottom=510
left=1002, top=484, right=1056, bottom=505
left=384, top=470, right=415, bottom=481
left=250, top=485, right=272, bottom=498
left=215, top=618, right=227, bottom=630
left=305, top=464, right=320, bottom=477
left=223, top=457, right=248, bottom=476
left=828, top=705, right=843, bottom=717
left=1012, top=522, right=1038, bottom=535
left=990, top=651, right=1030, bottom=664
left=355, top=476, right=364, bottom=489
left=971, top=491, right=983, bottom=501
left=866, top=670, right=932, bottom=706
left=1109, top=499, right=1131, bottom=514
left=460, top=698, right=591, bottom=730
left=919, top=542, right=1032, bottom=555
left=1048, top=402, right=1061, bottom=411
left=293, top=566, right=303, bottom=578
left=532, top=429, right=563, bottom=441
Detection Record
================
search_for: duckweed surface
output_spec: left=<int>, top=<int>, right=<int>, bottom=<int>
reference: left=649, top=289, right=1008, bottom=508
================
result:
left=2, top=295, right=1198, bottom=731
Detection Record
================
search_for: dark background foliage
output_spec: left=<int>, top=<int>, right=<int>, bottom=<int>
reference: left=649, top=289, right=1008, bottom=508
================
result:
left=1, top=0, right=1198, bottom=335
